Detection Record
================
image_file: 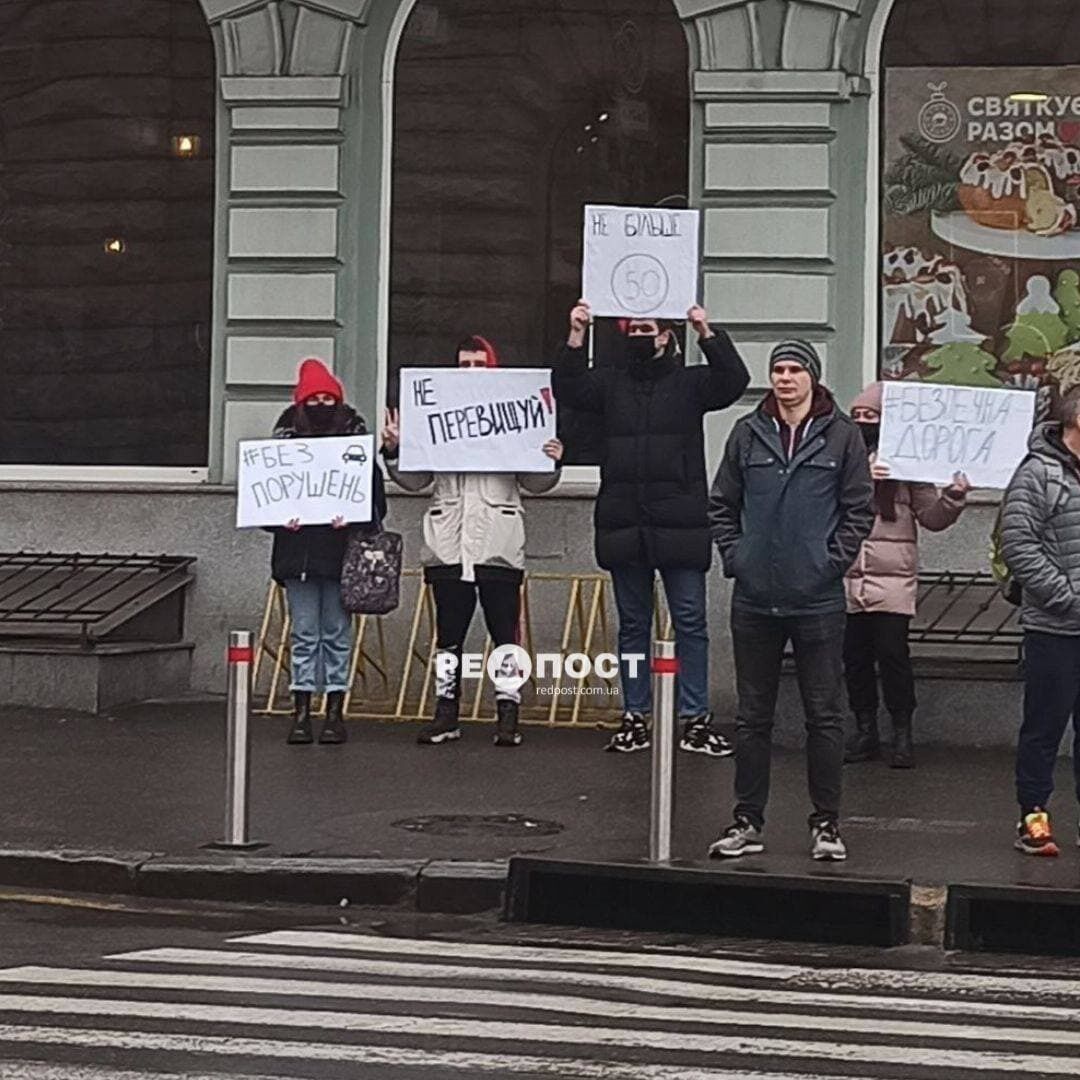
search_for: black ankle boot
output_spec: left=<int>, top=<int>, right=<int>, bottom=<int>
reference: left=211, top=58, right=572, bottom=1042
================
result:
left=319, top=691, right=348, bottom=745
left=417, top=697, right=461, bottom=745
left=890, top=713, right=914, bottom=769
left=287, top=691, right=314, bottom=745
left=494, top=699, right=522, bottom=747
left=844, top=710, right=880, bottom=763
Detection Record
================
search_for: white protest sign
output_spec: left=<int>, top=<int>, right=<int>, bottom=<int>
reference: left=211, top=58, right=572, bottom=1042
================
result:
left=398, top=368, right=556, bottom=474
left=236, top=435, right=374, bottom=528
left=878, top=382, right=1036, bottom=489
left=582, top=204, right=700, bottom=320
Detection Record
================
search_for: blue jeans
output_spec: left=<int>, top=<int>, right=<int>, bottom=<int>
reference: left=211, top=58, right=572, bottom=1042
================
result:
left=1017, top=631, right=1080, bottom=814
left=284, top=577, right=354, bottom=693
left=609, top=565, right=709, bottom=717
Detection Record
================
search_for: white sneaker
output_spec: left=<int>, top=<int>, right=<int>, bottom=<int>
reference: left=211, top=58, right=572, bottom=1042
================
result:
left=811, top=821, right=848, bottom=861
left=708, top=818, right=764, bottom=858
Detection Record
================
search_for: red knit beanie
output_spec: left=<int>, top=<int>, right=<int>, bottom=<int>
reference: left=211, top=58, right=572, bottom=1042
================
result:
left=293, top=358, right=343, bottom=405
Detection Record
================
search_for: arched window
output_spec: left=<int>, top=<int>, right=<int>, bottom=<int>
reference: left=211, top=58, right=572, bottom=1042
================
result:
left=0, top=0, right=215, bottom=473
left=880, top=0, right=1080, bottom=407
left=389, top=0, right=689, bottom=463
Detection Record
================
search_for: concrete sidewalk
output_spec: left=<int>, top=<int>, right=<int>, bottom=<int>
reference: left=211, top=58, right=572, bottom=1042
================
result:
left=4, top=702, right=1079, bottom=893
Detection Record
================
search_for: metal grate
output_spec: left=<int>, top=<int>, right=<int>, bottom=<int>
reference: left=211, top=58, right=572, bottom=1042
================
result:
left=0, top=552, right=196, bottom=645
left=910, top=571, right=1022, bottom=655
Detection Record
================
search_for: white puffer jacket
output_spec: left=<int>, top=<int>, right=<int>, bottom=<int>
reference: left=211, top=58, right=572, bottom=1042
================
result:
left=385, top=459, right=559, bottom=581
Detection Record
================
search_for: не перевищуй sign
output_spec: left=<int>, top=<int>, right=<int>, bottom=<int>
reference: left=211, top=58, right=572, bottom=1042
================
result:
left=878, top=382, right=1036, bottom=489
left=397, top=368, right=556, bottom=474
left=235, top=435, right=374, bottom=528
left=582, top=204, right=700, bottom=320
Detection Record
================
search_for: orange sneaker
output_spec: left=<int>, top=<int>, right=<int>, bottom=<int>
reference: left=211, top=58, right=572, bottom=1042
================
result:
left=1015, top=809, right=1060, bottom=857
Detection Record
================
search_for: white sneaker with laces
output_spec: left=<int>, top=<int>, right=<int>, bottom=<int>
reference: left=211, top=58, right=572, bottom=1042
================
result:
left=811, top=821, right=848, bottom=861
left=708, top=818, right=764, bottom=858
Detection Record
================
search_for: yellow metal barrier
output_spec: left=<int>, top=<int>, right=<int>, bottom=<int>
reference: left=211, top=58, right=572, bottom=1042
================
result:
left=253, top=571, right=672, bottom=728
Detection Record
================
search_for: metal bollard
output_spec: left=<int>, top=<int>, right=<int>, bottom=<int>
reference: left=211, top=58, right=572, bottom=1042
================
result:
left=649, top=639, right=679, bottom=863
left=209, top=630, right=264, bottom=850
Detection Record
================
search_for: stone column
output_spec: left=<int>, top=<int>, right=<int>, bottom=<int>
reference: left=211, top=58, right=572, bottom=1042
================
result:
left=199, top=0, right=371, bottom=481
left=675, top=0, right=875, bottom=458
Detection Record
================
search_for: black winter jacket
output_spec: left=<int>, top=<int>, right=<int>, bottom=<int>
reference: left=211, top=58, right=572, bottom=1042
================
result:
left=709, top=392, right=874, bottom=616
left=269, top=405, right=388, bottom=584
left=552, top=331, right=750, bottom=570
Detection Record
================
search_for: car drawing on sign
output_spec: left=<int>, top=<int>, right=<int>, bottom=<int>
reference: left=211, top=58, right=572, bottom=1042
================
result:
left=342, top=444, right=368, bottom=465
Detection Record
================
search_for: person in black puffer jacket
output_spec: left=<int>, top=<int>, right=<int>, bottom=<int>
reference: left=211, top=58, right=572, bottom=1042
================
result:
left=270, top=358, right=387, bottom=747
left=552, top=299, right=750, bottom=756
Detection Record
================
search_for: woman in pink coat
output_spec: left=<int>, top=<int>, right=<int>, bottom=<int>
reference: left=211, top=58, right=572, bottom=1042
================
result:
left=845, top=383, right=970, bottom=768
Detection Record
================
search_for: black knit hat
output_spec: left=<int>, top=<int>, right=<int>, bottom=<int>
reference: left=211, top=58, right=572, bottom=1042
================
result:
left=770, top=340, right=822, bottom=384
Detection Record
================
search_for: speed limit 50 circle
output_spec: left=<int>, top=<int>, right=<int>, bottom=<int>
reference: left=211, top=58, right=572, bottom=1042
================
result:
left=610, top=253, right=670, bottom=315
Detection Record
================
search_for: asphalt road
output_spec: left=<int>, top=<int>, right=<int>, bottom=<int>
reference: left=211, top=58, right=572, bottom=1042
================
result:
left=0, top=891, right=1078, bottom=1079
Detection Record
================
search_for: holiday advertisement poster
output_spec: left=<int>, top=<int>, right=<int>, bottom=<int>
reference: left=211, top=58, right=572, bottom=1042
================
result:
left=883, top=67, right=1080, bottom=414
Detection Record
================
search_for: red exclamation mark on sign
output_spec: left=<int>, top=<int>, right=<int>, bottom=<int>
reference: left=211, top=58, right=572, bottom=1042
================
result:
left=540, top=387, right=554, bottom=414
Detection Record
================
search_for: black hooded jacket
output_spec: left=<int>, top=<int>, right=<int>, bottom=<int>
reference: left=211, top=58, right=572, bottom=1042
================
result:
left=268, top=404, right=388, bottom=584
left=552, top=330, right=750, bottom=570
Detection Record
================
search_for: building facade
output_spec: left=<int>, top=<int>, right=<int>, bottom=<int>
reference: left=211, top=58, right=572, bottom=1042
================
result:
left=2, top=0, right=1070, bottom=704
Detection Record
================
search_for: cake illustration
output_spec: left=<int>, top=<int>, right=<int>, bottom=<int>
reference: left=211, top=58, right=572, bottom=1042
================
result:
left=958, top=136, right=1080, bottom=237
left=882, top=246, right=969, bottom=347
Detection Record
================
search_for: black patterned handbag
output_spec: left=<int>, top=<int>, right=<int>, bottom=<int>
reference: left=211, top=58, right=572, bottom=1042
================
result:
left=340, top=525, right=403, bottom=615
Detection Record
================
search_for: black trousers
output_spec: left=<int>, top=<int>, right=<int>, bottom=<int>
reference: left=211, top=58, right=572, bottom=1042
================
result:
left=843, top=612, right=915, bottom=718
left=432, top=578, right=520, bottom=701
left=731, top=608, right=847, bottom=830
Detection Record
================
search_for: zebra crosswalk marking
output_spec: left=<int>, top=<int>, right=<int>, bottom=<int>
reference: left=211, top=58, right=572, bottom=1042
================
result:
left=2, top=929, right=1079, bottom=1079
left=2, top=963, right=1078, bottom=1025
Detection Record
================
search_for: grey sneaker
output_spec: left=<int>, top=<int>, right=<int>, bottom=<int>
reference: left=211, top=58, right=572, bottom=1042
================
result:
left=708, top=817, right=764, bottom=859
left=811, top=820, right=848, bottom=861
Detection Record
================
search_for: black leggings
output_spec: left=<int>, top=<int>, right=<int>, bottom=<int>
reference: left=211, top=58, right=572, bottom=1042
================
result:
left=843, top=612, right=916, bottom=718
left=433, top=578, right=520, bottom=700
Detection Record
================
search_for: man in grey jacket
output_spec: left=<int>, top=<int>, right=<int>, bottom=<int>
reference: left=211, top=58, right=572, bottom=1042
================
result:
left=1001, top=385, right=1080, bottom=857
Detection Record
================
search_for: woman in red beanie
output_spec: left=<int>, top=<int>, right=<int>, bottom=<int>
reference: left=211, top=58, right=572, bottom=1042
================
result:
left=844, top=382, right=969, bottom=768
left=381, top=336, right=562, bottom=748
left=270, top=358, right=387, bottom=746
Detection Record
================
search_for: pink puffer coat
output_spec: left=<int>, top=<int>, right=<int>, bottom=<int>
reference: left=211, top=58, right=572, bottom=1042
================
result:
left=845, top=482, right=965, bottom=615
left=845, top=383, right=966, bottom=617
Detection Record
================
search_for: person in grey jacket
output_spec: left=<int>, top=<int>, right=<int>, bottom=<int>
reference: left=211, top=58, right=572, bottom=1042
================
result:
left=381, top=335, right=561, bottom=749
left=707, top=341, right=874, bottom=862
left=1001, top=385, right=1080, bottom=857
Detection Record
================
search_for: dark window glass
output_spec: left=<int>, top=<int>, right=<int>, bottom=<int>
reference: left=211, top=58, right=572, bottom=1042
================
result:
left=389, top=0, right=690, bottom=464
left=884, top=1, right=1080, bottom=67
left=0, top=0, right=214, bottom=467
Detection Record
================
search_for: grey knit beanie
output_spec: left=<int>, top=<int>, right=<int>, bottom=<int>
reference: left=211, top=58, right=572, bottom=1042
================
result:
left=770, top=340, right=822, bottom=384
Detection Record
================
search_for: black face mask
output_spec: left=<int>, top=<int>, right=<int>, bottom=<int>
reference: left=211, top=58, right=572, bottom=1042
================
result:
left=304, top=403, right=338, bottom=431
left=859, top=423, right=881, bottom=451
left=626, top=335, right=659, bottom=365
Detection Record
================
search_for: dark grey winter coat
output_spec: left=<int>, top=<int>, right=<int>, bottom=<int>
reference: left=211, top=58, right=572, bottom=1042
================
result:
left=709, top=391, right=875, bottom=617
left=1001, top=423, right=1080, bottom=636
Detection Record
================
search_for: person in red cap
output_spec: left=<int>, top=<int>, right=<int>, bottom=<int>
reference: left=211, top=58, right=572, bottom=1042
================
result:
left=270, top=358, right=387, bottom=747
left=381, top=336, right=563, bottom=748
